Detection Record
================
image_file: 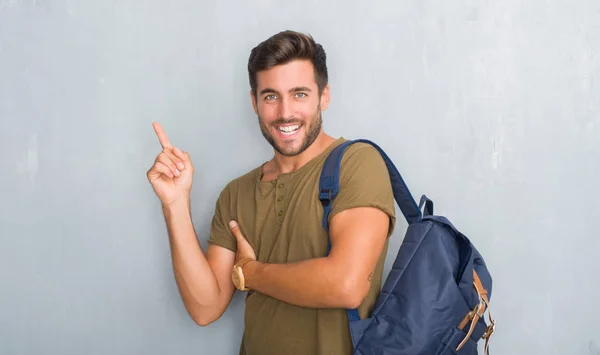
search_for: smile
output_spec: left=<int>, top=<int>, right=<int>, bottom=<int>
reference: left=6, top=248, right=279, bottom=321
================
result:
left=276, top=124, right=301, bottom=136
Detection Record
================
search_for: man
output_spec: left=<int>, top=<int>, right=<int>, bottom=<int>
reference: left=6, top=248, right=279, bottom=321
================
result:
left=146, top=30, right=396, bottom=355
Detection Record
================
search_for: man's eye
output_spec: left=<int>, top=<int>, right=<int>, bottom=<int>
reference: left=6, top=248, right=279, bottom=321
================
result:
left=295, top=93, right=307, bottom=98
left=265, top=94, right=277, bottom=100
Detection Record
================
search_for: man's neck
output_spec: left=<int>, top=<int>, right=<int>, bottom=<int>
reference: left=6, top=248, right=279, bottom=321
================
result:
left=268, top=132, right=337, bottom=176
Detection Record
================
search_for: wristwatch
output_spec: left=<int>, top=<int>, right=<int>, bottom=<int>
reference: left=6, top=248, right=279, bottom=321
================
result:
left=232, top=257, right=254, bottom=291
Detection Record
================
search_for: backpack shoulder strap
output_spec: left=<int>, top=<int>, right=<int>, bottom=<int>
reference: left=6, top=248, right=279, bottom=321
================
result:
left=319, top=139, right=422, bottom=235
left=318, top=139, right=422, bottom=322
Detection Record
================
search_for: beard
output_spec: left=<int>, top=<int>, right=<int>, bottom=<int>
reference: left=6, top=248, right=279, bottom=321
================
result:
left=258, top=105, right=323, bottom=157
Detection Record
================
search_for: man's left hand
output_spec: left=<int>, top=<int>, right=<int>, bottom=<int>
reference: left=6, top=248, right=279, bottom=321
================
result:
left=229, top=220, right=256, bottom=265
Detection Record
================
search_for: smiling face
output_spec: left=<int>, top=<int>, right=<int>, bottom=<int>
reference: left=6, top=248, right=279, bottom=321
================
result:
left=251, top=59, right=330, bottom=157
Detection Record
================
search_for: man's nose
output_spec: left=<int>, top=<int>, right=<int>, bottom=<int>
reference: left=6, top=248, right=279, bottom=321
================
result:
left=278, top=97, right=293, bottom=119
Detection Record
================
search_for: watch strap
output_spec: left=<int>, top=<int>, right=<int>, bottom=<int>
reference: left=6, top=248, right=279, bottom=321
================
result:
left=235, top=257, right=254, bottom=270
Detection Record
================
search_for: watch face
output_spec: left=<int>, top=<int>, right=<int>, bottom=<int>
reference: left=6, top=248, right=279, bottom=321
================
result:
left=232, top=267, right=244, bottom=290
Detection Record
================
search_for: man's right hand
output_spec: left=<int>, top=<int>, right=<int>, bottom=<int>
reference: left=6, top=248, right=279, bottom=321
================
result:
left=146, top=122, right=194, bottom=206
left=148, top=121, right=236, bottom=326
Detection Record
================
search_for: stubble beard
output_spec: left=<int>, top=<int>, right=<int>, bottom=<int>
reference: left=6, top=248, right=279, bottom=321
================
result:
left=258, top=104, right=323, bottom=157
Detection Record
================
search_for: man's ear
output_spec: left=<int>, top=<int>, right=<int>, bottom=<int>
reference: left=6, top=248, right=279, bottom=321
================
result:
left=250, top=90, right=258, bottom=115
left=320, top=84, right=331, bottom=111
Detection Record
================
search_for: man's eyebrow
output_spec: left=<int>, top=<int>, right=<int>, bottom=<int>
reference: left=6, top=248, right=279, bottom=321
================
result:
left=290, top=86, right=312, bottom=92
left=260, top=88, right=278, bottom=95
left=259, top=87, right=312, bottom=95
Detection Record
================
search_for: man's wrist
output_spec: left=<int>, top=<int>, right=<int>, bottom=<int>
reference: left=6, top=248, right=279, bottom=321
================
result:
left=243, top=260, right=263, bottom=289
left=162, top=197, right=191, bottom=213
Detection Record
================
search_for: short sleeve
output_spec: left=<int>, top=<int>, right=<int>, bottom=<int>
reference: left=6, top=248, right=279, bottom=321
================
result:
left=327, top=144, right=396, bottom=237
left=207, top=182, right=237, bottom=252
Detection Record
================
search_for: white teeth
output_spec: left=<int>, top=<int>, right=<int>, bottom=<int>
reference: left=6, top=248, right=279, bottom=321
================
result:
left=277, top=125, right=300, bottom=134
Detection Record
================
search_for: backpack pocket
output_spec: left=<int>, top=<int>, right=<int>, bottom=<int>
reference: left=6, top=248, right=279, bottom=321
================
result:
left=434, top=326, right=478, bottom=355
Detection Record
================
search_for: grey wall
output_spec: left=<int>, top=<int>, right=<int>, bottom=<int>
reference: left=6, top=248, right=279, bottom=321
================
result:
left=2, top=1, right=599, bottom=354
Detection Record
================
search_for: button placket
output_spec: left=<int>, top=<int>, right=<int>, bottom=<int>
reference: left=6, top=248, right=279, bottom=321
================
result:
left=276, top=179, right=284, bottom=217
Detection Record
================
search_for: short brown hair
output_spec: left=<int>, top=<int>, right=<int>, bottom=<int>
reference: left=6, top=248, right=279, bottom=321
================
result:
left=248, top=30, right=328, bottom=97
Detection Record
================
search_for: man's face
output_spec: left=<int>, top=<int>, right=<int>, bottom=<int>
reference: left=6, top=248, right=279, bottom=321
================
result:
left=251, top=59, right=330, bottom=157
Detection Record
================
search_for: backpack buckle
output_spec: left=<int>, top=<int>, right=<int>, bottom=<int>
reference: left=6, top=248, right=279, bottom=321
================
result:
left=319, top=189, right=332, bottom=206
left=483, top=322, right=495, bottom=339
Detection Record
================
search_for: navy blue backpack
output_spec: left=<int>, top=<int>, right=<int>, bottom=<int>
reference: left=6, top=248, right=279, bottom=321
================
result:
left=319, top=139, right=496, bottom=355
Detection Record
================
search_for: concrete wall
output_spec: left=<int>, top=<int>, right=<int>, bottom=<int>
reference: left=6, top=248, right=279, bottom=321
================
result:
left=1, top=0, right=599, bottom=354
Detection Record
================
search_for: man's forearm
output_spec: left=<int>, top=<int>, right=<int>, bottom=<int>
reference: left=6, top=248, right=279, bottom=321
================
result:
left=162, top=199, right=221, bottom=318
left=243, top=257, right=365, bottom=309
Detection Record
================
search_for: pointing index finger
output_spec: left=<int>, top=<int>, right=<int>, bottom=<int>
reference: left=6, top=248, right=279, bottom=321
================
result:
left=152, top=122, right=172, bottom=149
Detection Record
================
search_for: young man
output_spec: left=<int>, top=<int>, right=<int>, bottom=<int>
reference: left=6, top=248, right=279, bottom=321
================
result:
left=146, top=30, right=396, bottom=355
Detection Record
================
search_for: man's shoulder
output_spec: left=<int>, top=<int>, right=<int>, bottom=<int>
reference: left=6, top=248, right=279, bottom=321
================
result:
left=339, top=140, right=385, bottom=167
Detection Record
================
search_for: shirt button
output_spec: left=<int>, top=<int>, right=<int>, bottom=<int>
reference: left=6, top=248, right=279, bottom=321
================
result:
left=277, top=196, right=283, bottom=201
left=278, top=183, right=284, bottom=188
left=278, top=210, right=283, bottom=216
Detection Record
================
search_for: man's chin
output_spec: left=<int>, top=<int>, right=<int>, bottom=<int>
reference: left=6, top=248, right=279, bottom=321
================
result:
left=274, top=144, right=303, bottom=157
left=266, top=134, right=300, bottom=155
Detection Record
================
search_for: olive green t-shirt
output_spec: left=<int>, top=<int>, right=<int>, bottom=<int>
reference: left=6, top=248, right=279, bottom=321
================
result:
left=207, top=138, right=396, bottom=355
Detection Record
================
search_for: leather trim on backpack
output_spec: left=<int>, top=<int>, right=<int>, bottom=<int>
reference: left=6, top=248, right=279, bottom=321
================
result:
left=456, top=270, right=496, bottom=355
